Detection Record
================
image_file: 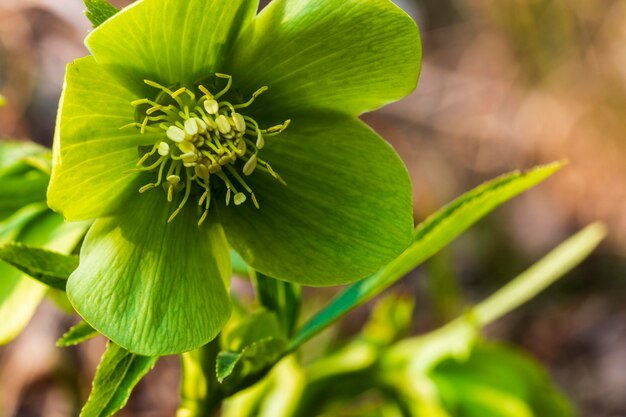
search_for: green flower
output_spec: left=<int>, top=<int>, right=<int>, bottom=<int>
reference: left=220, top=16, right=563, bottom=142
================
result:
left=48, top=0, right=421, bottom=355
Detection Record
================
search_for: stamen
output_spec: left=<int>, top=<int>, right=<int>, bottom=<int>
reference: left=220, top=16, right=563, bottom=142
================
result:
left=168, top=169, right=193, bottom=223
left=167, top=126, right=187, bottom=143
left=214, top=73, right=233, bottom=99
left=233, top=86, right=269, bottom=109
left=243, top=154, right=258, bottom=176
left=256, top=130, right=265, bottom=149
left=129, top=74, right=289, bottom=224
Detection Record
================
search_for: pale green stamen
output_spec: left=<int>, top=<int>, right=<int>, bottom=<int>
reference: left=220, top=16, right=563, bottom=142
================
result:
left=129, top=74, right=289, bottom=224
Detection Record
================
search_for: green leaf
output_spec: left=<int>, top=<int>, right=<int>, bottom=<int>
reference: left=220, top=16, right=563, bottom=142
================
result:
left=81, top=341, right=158, bottom=417
left=0, top=141, right=50, bottom=220
left=228, top=0, right=421, bottom=118
left=57, top=321, right=98, bottom=347
left=252, top=271, right=301, bottom=336
left=430, top=343, right=574, bottom=417
left=291, top=162, right=564, bottom=349
left=0, top=164, right=49, bottom=220
left=216, top=113, right=413, bottom=286
left=216, top=338, right=287, bottom=384
left=49, top=56, right=161, bottom=221
left=0, top=210, right=87, bottom=344
left=85, top=0, right=259, bottom=96
left=0, top=140, right=48, bottom=175
left=223, top=310, right=284, bottom=352
left=388, top=222, right=606, bottom=372
left=67, top=189, right=232, bottom=355
left=0, top=243, right=79, bottom=291
left=84, top=0, right=119, bottom=28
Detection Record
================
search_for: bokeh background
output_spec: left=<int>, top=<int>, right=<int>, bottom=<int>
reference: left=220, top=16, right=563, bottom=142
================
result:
left=0, top=0, right=625, bottom=416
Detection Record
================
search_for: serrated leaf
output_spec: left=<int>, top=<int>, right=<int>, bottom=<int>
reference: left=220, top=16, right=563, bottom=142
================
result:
left=84, top=0, right=119, bottom=28
left=0, top=243, right=79, bottom=291
left=81, top=342, right=158, bottom=417
left=57, top=321, right=98, bottom=347
left=216, top=338, right=287, bottom=384
left=0, top=210, right=87, bottom=345
left=291, top=162, right=564, bottom=349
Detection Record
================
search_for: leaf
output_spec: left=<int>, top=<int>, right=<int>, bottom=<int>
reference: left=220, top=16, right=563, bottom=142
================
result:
left=0, top=243, right=78, bottom=291
left=430, top=342, right=574, bottom=417
left=57, top=321, right=98, bottom=347
left=0, top=210, right=87, bottom=345
left=223, top=310, right=284, bottom=352
left=388, top=222, right=606, bottom=372
left=81, top=341, right=158, bottom=417
left=290, top=162, right=565, bottom=349
left=84, top=0, right=119, bottom=28
left=0, top=140, right=48, bottom=176
left=216, top=338, right=287, bottom=384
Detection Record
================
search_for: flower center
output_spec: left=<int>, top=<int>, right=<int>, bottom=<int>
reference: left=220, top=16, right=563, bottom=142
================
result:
left=124, top=74, right=290, bottom=225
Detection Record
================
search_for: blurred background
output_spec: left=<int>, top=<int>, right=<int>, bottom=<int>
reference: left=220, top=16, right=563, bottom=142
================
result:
left=0, top=0, right=624, bottom=416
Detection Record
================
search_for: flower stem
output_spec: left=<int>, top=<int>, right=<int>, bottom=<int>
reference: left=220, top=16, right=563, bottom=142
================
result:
left=177, top=339, right=224, bottom=417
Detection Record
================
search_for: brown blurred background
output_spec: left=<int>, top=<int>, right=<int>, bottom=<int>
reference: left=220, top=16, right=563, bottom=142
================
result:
left=0, top=0, right=625, bottom=416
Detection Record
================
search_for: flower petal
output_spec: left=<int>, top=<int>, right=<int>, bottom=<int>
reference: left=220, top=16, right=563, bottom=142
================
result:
left=216, top=114, right=413, bottom=286
left=48, top=56, right=162, bottom=221
left=85, top=0, right=259, bottom=95
left=227, top=0, right=421, bottom=118
left=67, top=189, right=232, bottom=355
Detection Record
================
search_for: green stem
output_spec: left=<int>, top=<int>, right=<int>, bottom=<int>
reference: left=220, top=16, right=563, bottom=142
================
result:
left=474, top=222, right=605, bottom=326
left=388, top=222, right=606, bottom=366
left=177, top=339, right=223, bottom=417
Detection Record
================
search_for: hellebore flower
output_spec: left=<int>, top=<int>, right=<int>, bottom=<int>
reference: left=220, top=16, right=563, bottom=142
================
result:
left=48, top=0, right=421, bottom=355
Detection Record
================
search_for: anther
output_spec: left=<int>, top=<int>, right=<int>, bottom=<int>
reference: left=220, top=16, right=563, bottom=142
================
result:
left=179, top=141, right=196, bottom=154
left=158, top=142, right=170, bottom=156
left=234, top=192, right=247, bottom=205
left=232, top=113, right=246, bottom=132
left=204, top=100, right=219, bottom=115
left=167, top=126, right=186, bottom=143
left=194, top=117, right=207, bottom=134
left=256, top=130, right=265, bottom=149
left=194, top=164, right=210, bottom=180
left=184, top=118, right=199, bottom=136
left=243, top=154, right=258, bottom=176
left=216, top=115, right=232, bottom=134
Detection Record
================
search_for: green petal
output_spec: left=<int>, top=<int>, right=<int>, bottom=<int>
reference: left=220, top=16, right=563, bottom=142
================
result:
left=216, top=114, right=413, bottom=286
left=85, top=0, right=259, bottom=95
left=48, top=56, right=161, bottom=221
left=227, top=0, right=421, bottom=118
left=67, top=189, right=232, bottom=355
